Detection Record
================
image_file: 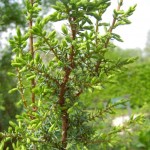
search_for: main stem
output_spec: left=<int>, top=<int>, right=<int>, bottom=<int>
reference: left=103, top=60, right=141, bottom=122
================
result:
left=59, top=67, right=71, bottom=149
left=59, top=16, right=76, bottom=149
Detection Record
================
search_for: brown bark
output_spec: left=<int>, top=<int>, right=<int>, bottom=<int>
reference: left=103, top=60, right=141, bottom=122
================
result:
left=61, top=110, right=69, bottom=149
left=58, top=16, right=77, bottom=149
left=59, top=68, right=71, bottom=149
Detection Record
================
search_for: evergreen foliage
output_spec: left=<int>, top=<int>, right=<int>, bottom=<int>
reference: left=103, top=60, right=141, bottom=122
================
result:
left=0, top=0, right=26, bottom=132
left=0, top=0, right=144, bottom=149
left=0, top=49, right=20, bottom=131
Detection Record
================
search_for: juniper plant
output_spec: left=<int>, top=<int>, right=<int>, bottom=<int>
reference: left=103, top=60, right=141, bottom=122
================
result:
left=0, top=0, right=142, bottom=149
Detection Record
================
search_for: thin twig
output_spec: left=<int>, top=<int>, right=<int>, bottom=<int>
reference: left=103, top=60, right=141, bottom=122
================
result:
left=29, top=0, right=36, bottom=104
left=95, top=0, right=124, bottom=73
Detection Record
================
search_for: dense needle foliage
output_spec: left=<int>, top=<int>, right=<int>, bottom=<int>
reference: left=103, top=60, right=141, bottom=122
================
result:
left=0, top=0, right=144, bottom=149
